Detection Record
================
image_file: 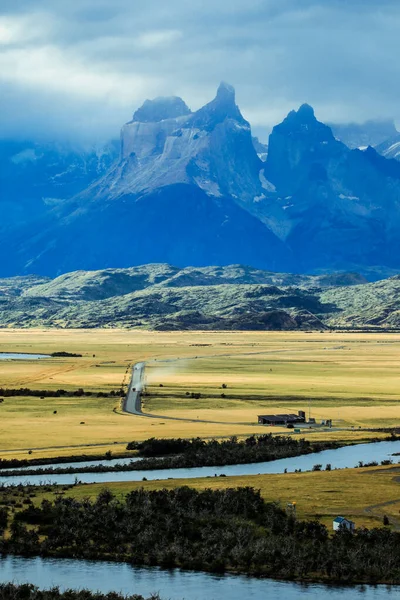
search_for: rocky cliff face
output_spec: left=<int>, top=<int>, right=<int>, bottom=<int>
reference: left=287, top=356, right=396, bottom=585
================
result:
left=101, top=82, right=263, bottom=202
left=2, top=83, right=290, bottom=276
left=3, top=85, right=400, bottom=278
left=256, top=105, right=400, bottom=272
left=265, top=103, right=343, bottom=192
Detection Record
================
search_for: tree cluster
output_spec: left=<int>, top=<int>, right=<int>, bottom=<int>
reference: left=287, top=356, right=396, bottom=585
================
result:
left=3, top=486, right=400, bottom=583
left=50, top=352, right=83, bottom=357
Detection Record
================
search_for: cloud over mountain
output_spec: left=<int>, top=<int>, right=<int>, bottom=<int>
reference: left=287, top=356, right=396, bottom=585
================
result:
left=1, top=0, right=400, bottom=142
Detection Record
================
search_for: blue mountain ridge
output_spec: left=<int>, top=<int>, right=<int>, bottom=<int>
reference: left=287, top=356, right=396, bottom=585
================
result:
left=1, top=84, right=400, bottom=277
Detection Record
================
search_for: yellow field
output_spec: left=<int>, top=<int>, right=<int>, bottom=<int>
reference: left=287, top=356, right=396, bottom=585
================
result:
left=1, top=329, right=400, bottom=457
left=144, top=335, right=400, bottom=429
left=57, top=464, right=400, bottom=530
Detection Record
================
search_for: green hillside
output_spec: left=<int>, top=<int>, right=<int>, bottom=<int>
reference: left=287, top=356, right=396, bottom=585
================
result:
left=0, top=263, right=398, bottom=330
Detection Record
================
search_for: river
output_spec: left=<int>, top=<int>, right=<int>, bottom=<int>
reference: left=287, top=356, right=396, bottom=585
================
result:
left=6, top=456, right=142, bottom=472
left=0, top=555, right=398, bottom=600
left=0, top=353, right=50, bottom=360
left=1, top=440, right=399, bottom=486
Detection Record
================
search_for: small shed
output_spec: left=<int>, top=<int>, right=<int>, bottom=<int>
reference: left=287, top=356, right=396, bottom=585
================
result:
left=333, top=516, right=355, bottom=532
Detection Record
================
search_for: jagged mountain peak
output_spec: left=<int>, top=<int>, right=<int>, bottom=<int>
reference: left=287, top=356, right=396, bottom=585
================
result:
left=296, top=103, right=316, bottom=119
left=216, top=81, right=236, bottom=101
left=276, top=103, right=334, bottom=141
left=7, top=86, right=400, bottom=280
left=265, top=104, right=342, bottom=192
left=189, top=82, right=246, bottom=130
left=285, top=103, right=315, bottom=120
left=284, top=104, right=316, bottom=124
left=131, top=96, right=191, bottom=123
left=116, top=81, right=260, bottom=202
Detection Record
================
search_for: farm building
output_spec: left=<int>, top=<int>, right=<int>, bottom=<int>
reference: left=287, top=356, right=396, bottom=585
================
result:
left=333, top=516, right=355, bottom=532
left=258, top=411, right=306, bottom=426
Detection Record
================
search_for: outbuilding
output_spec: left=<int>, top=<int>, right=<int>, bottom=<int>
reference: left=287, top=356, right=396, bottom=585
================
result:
left=333, top=516, right=355, bottom=532
left=258, top=411, right=306, bottom=426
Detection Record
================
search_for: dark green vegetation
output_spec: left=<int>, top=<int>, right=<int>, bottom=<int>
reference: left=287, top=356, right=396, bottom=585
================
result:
left=0, top=435, right=341, bottom=477
left=0, top=583, right=159, bottom=600
left=3, top=486, right=400, bottom=583
left=126, top=435, right=342, bottom=470
left=50, top=352, right=83, bottom=358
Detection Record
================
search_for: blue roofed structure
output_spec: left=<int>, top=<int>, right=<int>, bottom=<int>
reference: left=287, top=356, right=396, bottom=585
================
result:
left=333, top=516, right=355, bottom=531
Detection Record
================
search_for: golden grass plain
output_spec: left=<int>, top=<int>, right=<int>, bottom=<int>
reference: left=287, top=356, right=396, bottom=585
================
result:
left=0, top=329, right=400, bottom=458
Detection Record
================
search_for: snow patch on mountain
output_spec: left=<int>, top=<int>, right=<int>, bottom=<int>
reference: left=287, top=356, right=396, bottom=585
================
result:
left=377, top=138, right=400, bottom=160
left=259, top=171, right=276, bottom=192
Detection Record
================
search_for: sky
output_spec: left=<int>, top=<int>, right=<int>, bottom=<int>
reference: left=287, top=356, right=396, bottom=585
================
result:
left=0, top=0, right=399, bottom=143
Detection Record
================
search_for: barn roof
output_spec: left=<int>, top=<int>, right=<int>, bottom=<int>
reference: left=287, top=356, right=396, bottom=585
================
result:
left=333, top=516, right=346, bottom=523
left=258, top=413, right=302, bottom=421
left=333, top=516, right=354, bottom=524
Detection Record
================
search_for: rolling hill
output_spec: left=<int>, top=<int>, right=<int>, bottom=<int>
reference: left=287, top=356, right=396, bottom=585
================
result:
left=0, top=263, right=398, bottom=331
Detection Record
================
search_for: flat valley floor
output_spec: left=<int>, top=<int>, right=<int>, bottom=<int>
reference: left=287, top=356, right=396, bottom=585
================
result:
left=0, top=329, right=399, bottom=457
left=2, top=328, right=400, bottom=530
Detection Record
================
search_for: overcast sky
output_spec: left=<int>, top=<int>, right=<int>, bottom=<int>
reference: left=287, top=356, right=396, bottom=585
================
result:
left=0, top=0, right=399, bottom=143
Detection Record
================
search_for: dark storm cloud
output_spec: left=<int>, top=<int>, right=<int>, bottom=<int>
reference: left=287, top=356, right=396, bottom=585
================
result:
left=0, top=0, right=399, bottom=142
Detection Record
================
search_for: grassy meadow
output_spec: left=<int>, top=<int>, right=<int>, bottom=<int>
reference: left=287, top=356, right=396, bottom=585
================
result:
left=0, top=329, right=400, bottom=458
left=30, top=463, right=399, bottom=531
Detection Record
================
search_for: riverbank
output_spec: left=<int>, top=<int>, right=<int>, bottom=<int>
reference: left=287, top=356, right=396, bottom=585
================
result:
left=1, top=439, right=399, bottom=489
left=0, top=435, right=344, bottom=477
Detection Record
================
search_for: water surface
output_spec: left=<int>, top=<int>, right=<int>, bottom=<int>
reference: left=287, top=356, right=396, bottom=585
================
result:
left=1, top=441, right=399, bottom=487
left=0, top=555, right=398, bottom=600
left=6, top=457, right=141, bottom=472
left=0, top=353, right=50, bottom=360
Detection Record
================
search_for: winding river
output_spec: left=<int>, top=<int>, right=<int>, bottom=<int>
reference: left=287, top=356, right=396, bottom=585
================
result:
left=1, top=359, right=398, bottom=596
left=1, top=440, right=399, bottom=487
left=1, top=442, right=400, bottom=597
left=0, top=555, right=398, bottom=600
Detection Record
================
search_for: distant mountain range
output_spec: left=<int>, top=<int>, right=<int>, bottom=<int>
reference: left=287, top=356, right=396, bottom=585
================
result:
left=329, top=119, right=399, bottom=149
left=1, top=263, right=400, bottom=331
left=0, top=139, right=119, bottom=236
left=2, top=83, right=400, bottom=278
